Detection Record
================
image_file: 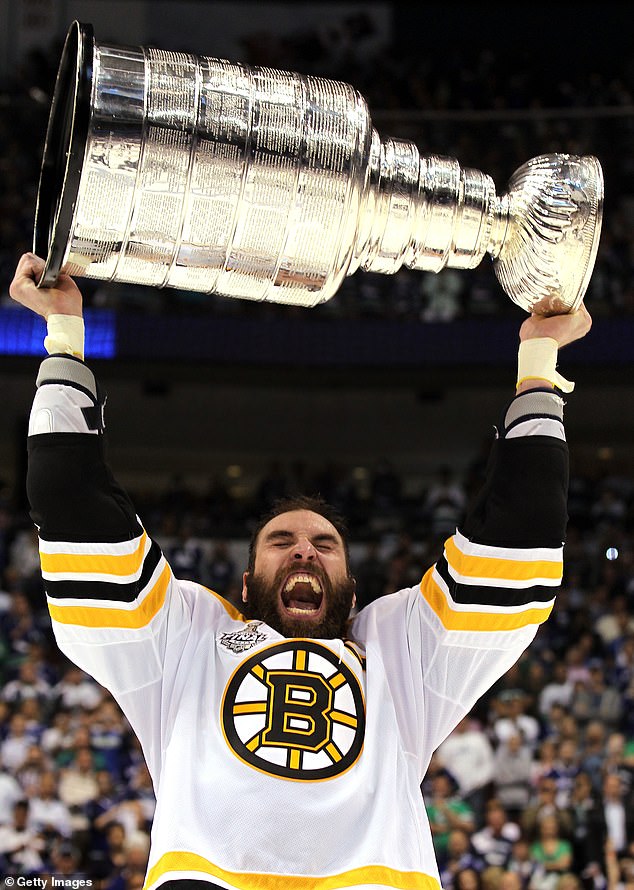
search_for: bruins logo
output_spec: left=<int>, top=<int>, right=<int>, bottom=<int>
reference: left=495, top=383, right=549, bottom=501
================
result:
left=221, top=640, right=365, bottom=781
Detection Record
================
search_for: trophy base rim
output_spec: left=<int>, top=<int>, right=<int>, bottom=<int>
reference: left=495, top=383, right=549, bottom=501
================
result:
left=33, top=20, right=93, bottom=288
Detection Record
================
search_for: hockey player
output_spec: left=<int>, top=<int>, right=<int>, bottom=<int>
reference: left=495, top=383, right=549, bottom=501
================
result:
left=10, top=252, right=591, bottom=890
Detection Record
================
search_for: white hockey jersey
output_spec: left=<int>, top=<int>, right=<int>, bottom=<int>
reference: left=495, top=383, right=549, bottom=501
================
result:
left=27, top=356, right=569, bottom=890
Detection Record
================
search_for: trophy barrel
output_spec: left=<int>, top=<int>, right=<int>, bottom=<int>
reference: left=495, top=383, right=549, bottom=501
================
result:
left=34, top=21, right=374, bottom=307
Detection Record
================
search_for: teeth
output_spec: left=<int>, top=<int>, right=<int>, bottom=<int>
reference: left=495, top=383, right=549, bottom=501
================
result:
left=284, top=573, right=322, bottom=595
left=287, top=606, right=318, bottom=615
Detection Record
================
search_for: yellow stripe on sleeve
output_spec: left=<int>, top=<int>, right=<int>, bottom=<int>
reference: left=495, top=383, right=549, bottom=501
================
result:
left=48, top=562, right=171, bottom=629
left=445, top=536, right=562, bottom=583
left=40, top=532, right=148, bottom=577
left=420, top=569, right=553, bottom=632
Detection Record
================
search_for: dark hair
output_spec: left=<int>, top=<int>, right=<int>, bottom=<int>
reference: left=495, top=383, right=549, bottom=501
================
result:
left=455, top=868, right=482, bottom=890
left=247, top=494, right=351, bottom=573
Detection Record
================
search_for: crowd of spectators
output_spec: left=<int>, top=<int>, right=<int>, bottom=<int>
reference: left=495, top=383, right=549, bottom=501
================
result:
left=1, top=449, right=634, bottom=887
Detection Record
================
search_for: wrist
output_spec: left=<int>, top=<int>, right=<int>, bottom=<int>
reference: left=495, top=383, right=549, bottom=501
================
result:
left=515, top=379, right=555, bottom=394
left=516, top=337, right=574, bottom=393
left=44, top=313, right=85, bottom=360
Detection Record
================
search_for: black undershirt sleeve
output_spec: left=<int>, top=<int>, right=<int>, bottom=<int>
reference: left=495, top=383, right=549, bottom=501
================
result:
left=27, top=432, right=142, bottom=544
left=462, top=435, right=569, bottom=550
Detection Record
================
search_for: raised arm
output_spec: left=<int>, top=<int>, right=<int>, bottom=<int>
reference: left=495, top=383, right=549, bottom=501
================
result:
left=351, top=304, right=592, bottom=772
left=9, top=256, right=192, bottom=775
left=10, top=254, right=143, bottom=550
left=464, top=304, right=592, bottom=549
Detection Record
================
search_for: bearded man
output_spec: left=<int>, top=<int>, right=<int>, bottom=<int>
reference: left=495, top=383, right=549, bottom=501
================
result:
left=10, top=252, right=591, bottom=890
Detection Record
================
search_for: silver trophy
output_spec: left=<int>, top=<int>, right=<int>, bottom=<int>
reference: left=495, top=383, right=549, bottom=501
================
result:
left=34, top=21, right=603, bottom=314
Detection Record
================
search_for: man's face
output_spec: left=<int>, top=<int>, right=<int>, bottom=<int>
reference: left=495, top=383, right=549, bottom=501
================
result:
left=242, top=509, right=355, bottom=639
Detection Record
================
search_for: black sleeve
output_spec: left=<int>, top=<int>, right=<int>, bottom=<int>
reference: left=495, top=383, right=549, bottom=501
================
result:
left=462, top=387, right=569, bottom=550
left=463, top=434, right=569, bottom=549
left=28, top=432, right=142, bottom=544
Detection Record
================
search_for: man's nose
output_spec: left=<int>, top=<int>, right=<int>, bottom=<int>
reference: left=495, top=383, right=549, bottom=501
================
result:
left=292, top=538, right=316, bottom=560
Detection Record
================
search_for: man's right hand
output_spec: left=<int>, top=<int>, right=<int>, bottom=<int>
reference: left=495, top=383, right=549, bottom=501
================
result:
left=9, top=253, right=83, bottom=319
left=519, top=303, right=592, bottom=348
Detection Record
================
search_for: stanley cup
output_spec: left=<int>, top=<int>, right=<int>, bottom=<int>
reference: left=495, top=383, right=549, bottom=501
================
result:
left=34, top=21, right=603, bottom=314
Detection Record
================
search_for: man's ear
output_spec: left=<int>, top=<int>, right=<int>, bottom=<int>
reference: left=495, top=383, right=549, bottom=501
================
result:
left=241, top=571, right=250, bottom=603
left=351, top=576, right=357, bottom=610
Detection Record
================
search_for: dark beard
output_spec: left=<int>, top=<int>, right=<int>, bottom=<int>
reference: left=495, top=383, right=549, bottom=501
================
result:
left=243, top=563, right=356, bottom=639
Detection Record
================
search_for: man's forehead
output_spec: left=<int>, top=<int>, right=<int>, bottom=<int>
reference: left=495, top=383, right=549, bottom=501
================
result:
left=259, top=509, right=342, bottom=542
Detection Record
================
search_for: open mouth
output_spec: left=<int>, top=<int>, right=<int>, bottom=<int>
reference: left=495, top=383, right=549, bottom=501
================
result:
left=280, top=572, right=324, bottom=618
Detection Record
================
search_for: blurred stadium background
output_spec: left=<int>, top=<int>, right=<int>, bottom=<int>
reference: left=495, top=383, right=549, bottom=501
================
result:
left=1, top=1, right=634, bottom=886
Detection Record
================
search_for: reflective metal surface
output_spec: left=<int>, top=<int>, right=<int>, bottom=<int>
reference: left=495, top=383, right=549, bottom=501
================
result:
left=493, top=155, right=603, bottom=314
left=35, top=22, right=603, bottom=313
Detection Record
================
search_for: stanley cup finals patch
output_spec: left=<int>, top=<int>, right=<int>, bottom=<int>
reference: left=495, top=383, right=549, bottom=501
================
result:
left=218, top=621, right=268, bottom=654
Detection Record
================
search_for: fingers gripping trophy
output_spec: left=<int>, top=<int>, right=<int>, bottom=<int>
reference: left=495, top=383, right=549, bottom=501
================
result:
left=35, top=21, right=603, bottom=316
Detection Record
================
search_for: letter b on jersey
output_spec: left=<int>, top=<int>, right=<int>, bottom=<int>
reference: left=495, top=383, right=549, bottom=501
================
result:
left=264, top=672, right=332, bottom=750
